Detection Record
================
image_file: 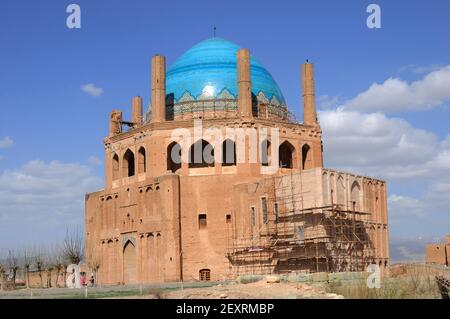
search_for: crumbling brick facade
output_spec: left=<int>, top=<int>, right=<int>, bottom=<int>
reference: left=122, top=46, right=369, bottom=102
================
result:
left=426, top=236, right=450, bottom=266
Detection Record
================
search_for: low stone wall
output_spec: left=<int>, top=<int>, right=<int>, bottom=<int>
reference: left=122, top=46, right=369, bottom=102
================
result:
left=26, top=270, right=67, bottom=288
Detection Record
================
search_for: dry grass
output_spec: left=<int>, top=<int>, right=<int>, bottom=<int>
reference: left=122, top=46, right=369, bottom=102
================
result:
left=328, top=264, right=445, bottom=299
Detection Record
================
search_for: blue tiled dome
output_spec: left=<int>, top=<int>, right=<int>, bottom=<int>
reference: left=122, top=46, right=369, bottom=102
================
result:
left=166, top=38, right=286, bottom=106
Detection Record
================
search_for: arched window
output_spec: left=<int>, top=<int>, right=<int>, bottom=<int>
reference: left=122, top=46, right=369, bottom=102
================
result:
left=279, top=141, right=295, bottom=169
left=261, top=197, right=268, bottom=224
left=123, top=149, right=135, bottom=177
left=302, top=144, right=311, bottom=170
left=250, top=206, right=256, bottom=227
left=104, top=196, right=113, bottom=229
left=199, top=269, right=211, bottom=281
left=167, top=142, right=181, bottom=173
left=222, top=139, right=236, bottom=166
left=337, top=176, right=345, bottom=206
left=261, top=139, right=271, bottom=166
left=112, top=153, right=119, bottom=180
left=351, top=181, right=361, bottom=211
left=367, top=182, right=374, bottom=213
left=198, top=214, right=207, bottom=229
left=138, top=147, right=146, bottom=173
left=330, top=173, right=335, bottom=204
left=189, top=139, right=214, bottom=168
left=322, top=172, right=329, bottom=205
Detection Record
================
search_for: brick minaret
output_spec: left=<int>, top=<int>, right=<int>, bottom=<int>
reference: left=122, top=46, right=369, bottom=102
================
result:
left=301, top=62, right=318, bottom=126
left=132, top=96, right=143, bottom=127
left=151, top=55, right=166, bottom=123
left=237, top=49, right=252, bottom=117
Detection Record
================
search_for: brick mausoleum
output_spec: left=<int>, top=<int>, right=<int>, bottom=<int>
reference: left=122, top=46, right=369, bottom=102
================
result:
left=85, top=38, right=390, bottom=285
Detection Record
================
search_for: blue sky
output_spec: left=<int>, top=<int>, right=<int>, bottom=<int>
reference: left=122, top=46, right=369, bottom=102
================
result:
left=0, top=0, right=449, bottom=261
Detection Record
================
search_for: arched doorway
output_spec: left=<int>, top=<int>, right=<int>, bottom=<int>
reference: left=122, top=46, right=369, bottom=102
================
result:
left=123, top=240, right=137, bottom=284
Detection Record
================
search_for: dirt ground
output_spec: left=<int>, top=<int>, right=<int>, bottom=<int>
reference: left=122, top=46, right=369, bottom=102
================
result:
left=2, top=264, right=446, bottom=299
left=145, top=280, right=343, bottom=299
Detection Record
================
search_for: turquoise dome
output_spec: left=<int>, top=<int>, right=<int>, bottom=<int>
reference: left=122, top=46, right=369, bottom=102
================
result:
left=166, top=38, right=286, bottom=106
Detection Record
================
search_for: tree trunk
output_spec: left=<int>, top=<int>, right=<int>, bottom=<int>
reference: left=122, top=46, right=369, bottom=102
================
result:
left=55, top=269, right=60, bottom=288
left=25, top=268, right=30, bottom=288
left=12, top=270, right=17, bottom=289
left=47, top=271, right=52, bottom=288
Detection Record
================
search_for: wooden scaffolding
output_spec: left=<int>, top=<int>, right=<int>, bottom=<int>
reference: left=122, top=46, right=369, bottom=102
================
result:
left=226, top=174, right=376, bottom=276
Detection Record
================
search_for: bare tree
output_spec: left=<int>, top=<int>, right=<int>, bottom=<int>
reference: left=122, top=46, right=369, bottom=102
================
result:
left=45, top=244, right=66, bottom=288
left=0, top=262, right=5, bottom=291
left=22, top=248, right=32, bottom=288
left=34, top=248, right=45, bottom=288
left=62, top=227, right=85, bottom=265
left=53, top=247, right=65, bottom=288
left=87, top=249, right=101, bottom=287
left=44, top=251, right=54, bottom=289
left=61, top=257, right=69, bottom=288
left=7, top=250, right=19, bottom=289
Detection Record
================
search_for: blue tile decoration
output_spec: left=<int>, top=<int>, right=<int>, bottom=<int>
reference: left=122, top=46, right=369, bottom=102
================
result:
left=145, top=37, right=286, bottom=120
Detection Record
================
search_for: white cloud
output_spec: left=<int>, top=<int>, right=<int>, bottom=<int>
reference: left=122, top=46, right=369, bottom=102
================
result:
left=425, top=179, right=450, bottom=209
left=0, top=160, right=102, bottom=248
left=0, top=136, right=13, bottom=149
left=317, top=95, right=341, bottom=110
left=388, top=195, right=427, bottom=218
left=345, top=65, right=450, bottom=113
left=319, top=109, right=450, bottom=240
left=427, top=135, right=450, bottom=171
left=389, top=236, right=446, bottom=263
left=390, top=239, right=426, bottom=262
left=87, top=156, right=103, bottom=166
left=320, top=109, right=450, bottom=182
left=317, top=66, right=450, bottom=248
left=319, top=109, right=438, bottom=179
left=81, top=83, right=104, bottom=97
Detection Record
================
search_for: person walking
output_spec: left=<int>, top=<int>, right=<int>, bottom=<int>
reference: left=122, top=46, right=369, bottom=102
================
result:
left=90, top=274, right=95, bottom=287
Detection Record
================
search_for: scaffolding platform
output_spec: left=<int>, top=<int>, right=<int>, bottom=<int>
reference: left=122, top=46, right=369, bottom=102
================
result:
left=226, top=174, right=376, bottom=276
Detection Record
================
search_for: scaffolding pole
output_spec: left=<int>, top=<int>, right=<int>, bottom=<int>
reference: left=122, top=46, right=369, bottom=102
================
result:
left=226, top=174, right=375, bottom=276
